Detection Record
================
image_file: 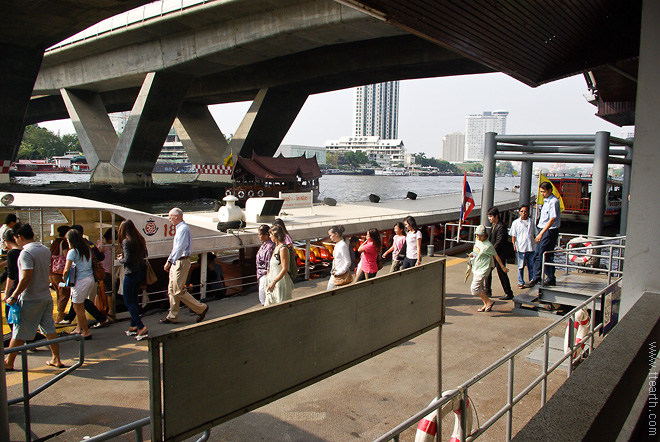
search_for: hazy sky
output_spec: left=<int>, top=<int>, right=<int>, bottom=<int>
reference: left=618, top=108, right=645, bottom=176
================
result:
left=41, top=72, right=631, bottom=159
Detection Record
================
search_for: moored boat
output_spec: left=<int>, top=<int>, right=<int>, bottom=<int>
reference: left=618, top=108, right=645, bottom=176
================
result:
left=545, top=174, right=623, bottom=225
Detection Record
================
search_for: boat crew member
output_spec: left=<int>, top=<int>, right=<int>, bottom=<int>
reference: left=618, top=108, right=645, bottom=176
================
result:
left=485, top=207, right=514, bottom=300
left=159, top=208, right=209, bottom=324
left=529, top=182, right=561, bottom=287
left=509, top=205, right=536, bottom=289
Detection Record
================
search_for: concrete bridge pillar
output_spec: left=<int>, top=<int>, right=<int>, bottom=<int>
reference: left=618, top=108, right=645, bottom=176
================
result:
left=231, top=87, right=309, bottom=159
left=173, top=103, right=231, bottom=183
left=0, top=45, right=44, bottom=184
left=93, top=72, right=191, bottom=185
left=60, top=89, right=118, bottom=170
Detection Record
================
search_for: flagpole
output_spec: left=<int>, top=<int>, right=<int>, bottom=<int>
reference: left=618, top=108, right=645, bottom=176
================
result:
left=457, top=172, right=466, bottom=244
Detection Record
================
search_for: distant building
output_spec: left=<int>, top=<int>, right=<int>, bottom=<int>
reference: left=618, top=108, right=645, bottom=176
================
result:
left=275, top=145, right=326, bottom=164
left=465, top=110, right=509, bottom=162
left=353, top=81, right=399, bottom=139
left=441, top=132, right=466, bottom=163
left=325, top=136, right=407, bottom=168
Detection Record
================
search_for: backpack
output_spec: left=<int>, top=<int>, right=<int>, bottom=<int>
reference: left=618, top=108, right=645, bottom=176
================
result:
left=275, top=244, right=298, bottom=280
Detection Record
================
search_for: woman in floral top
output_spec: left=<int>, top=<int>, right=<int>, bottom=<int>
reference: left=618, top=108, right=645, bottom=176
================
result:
left=256, top=224, right=275, bottom=305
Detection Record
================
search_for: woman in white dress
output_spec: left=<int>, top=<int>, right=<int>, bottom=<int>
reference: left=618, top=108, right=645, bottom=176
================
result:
left=327, top=225, right=351, bottom=290
left=62, top=229, right=95, bottom=339
left=265, top=225, right=294, bottom=305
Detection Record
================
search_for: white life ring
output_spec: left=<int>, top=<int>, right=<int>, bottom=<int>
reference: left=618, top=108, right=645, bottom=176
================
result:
left=564, top=307, right=590, bottom=359
left=415, top=393, right=474, bottom=442
left=237, top=190, right=245, bottom=199
left=257, top=189, right=264, bottom=197
left=247, top=189, right=255, bottom=198
left=225, top=189, right=232, bottom=196
left=567, top=236, right=592, bottom=264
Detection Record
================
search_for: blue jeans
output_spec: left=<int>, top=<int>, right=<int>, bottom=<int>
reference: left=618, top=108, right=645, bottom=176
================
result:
left=516, top=251, right=536, bottom=285
left=401, top=257, right=417, bottom=269
left=533, top=229, right=558, bottom=282
left=123, top=268, right=146, bottom=329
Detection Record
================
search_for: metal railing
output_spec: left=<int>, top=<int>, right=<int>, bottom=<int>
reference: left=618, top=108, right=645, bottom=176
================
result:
left=374, top=278, right=620, bottom=442
left=4, top=334, right=85, bottom=442
left=80, top=417, right=210, bottom=442
left=540, top=234, right=626, bottom=286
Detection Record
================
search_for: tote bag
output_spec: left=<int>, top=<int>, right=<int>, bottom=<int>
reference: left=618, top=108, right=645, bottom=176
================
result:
left=144, top=258, right=158, bottom=285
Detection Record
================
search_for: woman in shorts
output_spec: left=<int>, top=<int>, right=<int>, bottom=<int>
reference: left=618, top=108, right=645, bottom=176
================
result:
left=469, top=225, right=509, bottom=312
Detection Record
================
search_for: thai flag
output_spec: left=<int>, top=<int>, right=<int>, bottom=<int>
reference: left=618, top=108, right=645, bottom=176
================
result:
left=460, top=173, right=475, bottom=222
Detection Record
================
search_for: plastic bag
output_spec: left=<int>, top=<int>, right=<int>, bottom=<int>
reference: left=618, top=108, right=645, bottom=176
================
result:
left=7, top=303, right=20, bottom=324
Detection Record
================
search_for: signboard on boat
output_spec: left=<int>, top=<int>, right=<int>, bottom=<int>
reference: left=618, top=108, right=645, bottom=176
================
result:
left=279, top=191, right=313, bottom=211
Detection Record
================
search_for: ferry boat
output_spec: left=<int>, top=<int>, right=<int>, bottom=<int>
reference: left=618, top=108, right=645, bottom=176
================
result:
left=11, top=152, right=91, bottom=175
left=545, top=174, right=623, bottom=225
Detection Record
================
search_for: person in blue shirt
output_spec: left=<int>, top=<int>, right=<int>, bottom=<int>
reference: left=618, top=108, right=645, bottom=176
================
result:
left=528, top=182, right=561, bottom=287
left=159, top=208, right=209, bottom=324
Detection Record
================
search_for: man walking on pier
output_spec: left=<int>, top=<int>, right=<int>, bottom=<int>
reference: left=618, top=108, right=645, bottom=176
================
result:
left=159, top=208, right=209, bottom=324
left=529, top=182, right=561, bottom=287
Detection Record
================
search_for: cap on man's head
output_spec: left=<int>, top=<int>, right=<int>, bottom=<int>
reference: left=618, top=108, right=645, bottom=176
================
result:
left=475, top=225, right=487, bottom=236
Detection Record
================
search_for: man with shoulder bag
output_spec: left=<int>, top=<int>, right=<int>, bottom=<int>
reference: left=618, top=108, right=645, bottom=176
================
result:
left=484, top=207, right=515, bottom=300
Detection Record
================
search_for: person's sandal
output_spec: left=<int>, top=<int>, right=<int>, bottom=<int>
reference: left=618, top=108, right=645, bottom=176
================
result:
left=135, top=329, right=149, bottom=341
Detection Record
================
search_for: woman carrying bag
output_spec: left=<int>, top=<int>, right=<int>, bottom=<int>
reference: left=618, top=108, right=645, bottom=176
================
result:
left=327, top=225, right=351, bottom=290
left=117, top=220, right=149, bottom=340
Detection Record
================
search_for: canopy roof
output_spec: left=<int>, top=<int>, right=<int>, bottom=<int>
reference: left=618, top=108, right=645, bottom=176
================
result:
left=232, top=154, right=322, bottom=182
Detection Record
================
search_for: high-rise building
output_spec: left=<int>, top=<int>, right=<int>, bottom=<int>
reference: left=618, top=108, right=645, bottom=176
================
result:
left=353, top=81, right=399, bottom=139
left=441, top=132, right=466, bottom=163
left=464, top=110, right=509, bottom=162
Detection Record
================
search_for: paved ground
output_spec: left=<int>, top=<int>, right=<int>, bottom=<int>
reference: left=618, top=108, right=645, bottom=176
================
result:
left=4, top=256, right=567, bottom=442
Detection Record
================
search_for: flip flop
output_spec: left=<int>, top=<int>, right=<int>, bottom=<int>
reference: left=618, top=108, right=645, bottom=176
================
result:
left=5, top=367, right=17, bottom=372
left=478, top=302, right=495, bottom=312
left=46, top=361, right=68, bottom=369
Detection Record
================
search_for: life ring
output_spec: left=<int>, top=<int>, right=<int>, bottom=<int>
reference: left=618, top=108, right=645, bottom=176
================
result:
left=225, top=189, right=232, bottom=196
left=415, top=393, right=474, bottom=442
left=564, top=307, right=590, bottom=360
left=257, top=189, right=264, bottom=197
left=247, top=189, right=255, bottom=198
left=237, top=190, right=245, bottom=199
left=567, top=236, right=592, bottom=264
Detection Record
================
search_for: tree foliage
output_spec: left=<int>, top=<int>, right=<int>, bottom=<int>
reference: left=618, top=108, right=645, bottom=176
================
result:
left=496, top=161, right=514, bottom=175
left=18, top=125, right=80, bottom=160
left=343, top=151, right=369, bottom=168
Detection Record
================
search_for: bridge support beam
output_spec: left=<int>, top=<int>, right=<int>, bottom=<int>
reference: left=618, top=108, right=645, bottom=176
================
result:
left=231, top=87, right=308, bottom=159
left=93, top=72, right=191, bottom=185
left=0, top=45, right=44, bottom=184
left=173, top=103, right=231, bottom=182
left=60, top=89, right=118, bottom=170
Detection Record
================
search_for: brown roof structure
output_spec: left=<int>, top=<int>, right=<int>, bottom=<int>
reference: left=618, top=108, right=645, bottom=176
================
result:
left=232, top=154, right=322, bottom=182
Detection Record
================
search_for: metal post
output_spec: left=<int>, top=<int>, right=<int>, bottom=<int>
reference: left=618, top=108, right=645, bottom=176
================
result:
left=620, top=145, right=632, bottom=236
left=506, top=358, right=514, bottom=441
left=437, top=325, right=442, bottom=441
left=481, top=132, right=497, bottom=227
left=588, top=132, right=609, bottom=237
left=541, top=334, right=549, bottom=404
left=520, top=158, right=533, bottom=208
left=21, top=351, right=30, bottom=442
left=305, top=239, right=310, bottom=280
left=567, top=316, right=575, bottom=377
left=200, top=252, right=207, bottom=298
left=0, top=360, right=8, bottom=442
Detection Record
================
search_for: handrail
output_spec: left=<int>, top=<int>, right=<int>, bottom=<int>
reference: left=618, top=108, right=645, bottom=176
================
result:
left=80, top=417, right=210, bottom=442
left=373, top=278, right=621, bottom=442
left=4, top=334, right=85, bottom=442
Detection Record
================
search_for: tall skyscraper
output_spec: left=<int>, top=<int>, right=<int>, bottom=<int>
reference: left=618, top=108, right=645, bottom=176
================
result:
left=441, top=132, right=466, bottom=163
left=464, top=110, right=509, bottom=162
left=353, top=81, right=399, bottom=139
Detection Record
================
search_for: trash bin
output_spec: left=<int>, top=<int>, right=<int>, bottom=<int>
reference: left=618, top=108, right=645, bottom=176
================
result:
left=427, top=244, right=434, bottom=257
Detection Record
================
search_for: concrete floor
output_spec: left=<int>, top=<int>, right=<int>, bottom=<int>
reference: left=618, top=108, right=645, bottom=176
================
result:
left=5, top=256, right=567, bottom=442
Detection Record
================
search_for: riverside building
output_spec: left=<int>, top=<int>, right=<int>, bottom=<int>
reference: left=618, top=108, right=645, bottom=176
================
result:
left=353, top=81, right=399, bottom=139
left=464, top=110, right=509, bottom=162
left=324, top=136, right=407, bottom=168
left=441, top=132, right=466, bottom=163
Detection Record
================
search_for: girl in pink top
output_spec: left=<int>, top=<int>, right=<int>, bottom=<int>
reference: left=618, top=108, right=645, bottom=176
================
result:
left=356, top=228, right=381, bottom=281
left=382, top=222, right=406, bottom=272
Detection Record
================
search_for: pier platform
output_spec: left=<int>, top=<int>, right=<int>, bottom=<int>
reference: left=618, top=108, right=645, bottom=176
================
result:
left=4, top=256, right=563, bottom=442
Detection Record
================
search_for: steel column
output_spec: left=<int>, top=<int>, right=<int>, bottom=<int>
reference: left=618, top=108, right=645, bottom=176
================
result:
left=520, top=158, right=533, bottom=207
left=481, top=132, right=497, bottom=227
left=588, top=132, right=610, bottom=236
left=620, top=146, right=632, bottom=236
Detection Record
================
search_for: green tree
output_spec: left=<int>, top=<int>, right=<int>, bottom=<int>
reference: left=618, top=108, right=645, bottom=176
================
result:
left=326, top=152, right=339, bottom=168
left=343, top=151, right=369, bottom=168
left=18, top=125, right=74, bottom=160
left=61, top=133, right=81, bottom=153
left=496, top=161, right=514, bottom=175
left=470, top=163, right=483, bottom=173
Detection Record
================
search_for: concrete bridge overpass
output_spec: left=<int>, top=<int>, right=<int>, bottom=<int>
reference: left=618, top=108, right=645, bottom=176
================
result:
left=12, top=0, right=492, bottom=185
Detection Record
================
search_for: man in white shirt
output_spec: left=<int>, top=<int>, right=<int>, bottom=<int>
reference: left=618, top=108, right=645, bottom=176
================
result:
left=159, top=208, right=209, bottom=324
left=509, top=205, right=536, bottom=289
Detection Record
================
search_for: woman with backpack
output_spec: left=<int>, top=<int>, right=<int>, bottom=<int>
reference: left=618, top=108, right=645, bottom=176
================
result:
left=265, top=224, right=294, bottom=306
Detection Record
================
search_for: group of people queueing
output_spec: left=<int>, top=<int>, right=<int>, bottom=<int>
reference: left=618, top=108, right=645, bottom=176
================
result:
left=469, top=181, right=561, bottom=312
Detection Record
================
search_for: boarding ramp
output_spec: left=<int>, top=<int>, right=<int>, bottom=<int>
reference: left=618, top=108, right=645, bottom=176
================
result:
left=148, top=260, right=446, bottom=441
left=514, top=234, right=625, bottom=315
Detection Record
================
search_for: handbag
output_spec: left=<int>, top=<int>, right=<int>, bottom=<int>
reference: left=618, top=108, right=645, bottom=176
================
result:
left=377, top=253, right=384, bottom=270
left=92, top=255, right=106, bottom=282
left=7, top=302, right=20, bottom=325
left=50, top=241, right=66, bottom=274
left=396, top=241, right=407, bottom=261
left=334, top=270, right=353, bottom=286
left=144, top=258, right=158, bottom=285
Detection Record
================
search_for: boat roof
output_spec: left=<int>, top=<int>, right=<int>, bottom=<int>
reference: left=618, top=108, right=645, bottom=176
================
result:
left=233, top=154, right=322, bottom=182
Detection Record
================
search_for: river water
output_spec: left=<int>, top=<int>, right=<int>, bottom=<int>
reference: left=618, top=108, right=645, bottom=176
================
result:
left=11, top=173, right=521, bottom=213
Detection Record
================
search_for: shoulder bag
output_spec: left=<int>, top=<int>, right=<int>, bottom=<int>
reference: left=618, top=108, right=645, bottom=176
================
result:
left=334, top=270, right=353, bottom=286
left=50, top=240, right=66, bottom=274
left=92, top=255, right=107, bottom=282
left=144, top=258, right=158, bottom=285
